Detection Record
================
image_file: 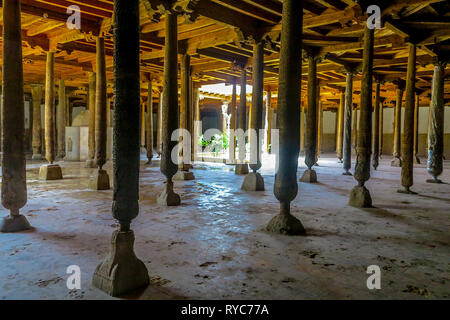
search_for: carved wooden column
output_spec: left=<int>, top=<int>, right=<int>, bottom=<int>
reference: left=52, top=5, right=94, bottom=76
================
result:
left=31, top=84, right=43, bottom=160
left=413, top=94, right=420, bottom=164
left=372, top=80, right=381, bottom=170
left=57, top=79, right=66, bottom=160
left=86, top=71, right=96, bottom=167
left=242, top=40, right=265, bottom=191
left=427, top=59, right=446, bottom=183
left=92, top=0, right=149, bottom=297
left=352, top=104, right=358, bottom=150
left=269, top=96, right=275, bottom=154
left=157, top=89, right=163, bottom=157
left=398, top=44, right=417, bottom=194
left=247, top=99, right=252, bottom=144
left=0, top=85, right=2, bottom=154
left=300, top=105, right=305, bottom=154
left=146, top=80, right=154, bottom=165
left=0, top=0, right=31, bottom=232
left=39, top=51, right=63, bottom=180
left=379, top=98, right=384, bottom=158
left=157, top=10, right=181, bottom=206
left=266, top=0, right=305, bottom=235
left=107, top=95, right=112, bottom=128
left=336, top=90, right=345, bottom=162
left=45, top=52, right=56, bottom=165
left=189, top=78, right=195, bottom=165
left=193, top=86, right=201, bottom=161
left=315, top=100, right=323, bottom=165
left=427, top=99, right=432, bottom=154
left=300, top=51, right=319, bottom=183
left=264, top=88, right=272, bottom=154
left=349, top=25, right=374, bottom=208
left=174, top=54, right=194, bottom=180
left=141, top=98, right=146, bottom=150
left=391, top=83, right=404, bottom=167
left=66, top=90, right=72, bottom=126
left=342, top=71, right=354, bottom=175
left=235, top=68, right=249, bottom=175
left=228, top=78, right=237, bottom=163
left=26, top=95, right=33, bottom=155
left=89, top=36, right=110, bottom=190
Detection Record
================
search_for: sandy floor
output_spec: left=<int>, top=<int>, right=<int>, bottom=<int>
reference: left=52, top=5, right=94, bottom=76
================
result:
left=0, top=153, right=449, bottom=300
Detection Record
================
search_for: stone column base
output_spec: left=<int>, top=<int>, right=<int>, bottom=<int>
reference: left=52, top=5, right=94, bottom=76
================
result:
left=92, top=230, right=149, bottom=297
left=178, top=164, right=191, bottom=171
left=173, top=171, right=195, bottom=181
left=414, top=156, right=421, bottom=164
left=266, top=213, right=306, bottom=236
left=373, top=159, right=379, bottom=170
left=0, top=214, right=32, bottom=233
left=226, top=159, right=236, bottom=165
left=391, top=157, right=402, bottom=167
left=32, top=154, right=43, bottom=160
left=39, top=164, right=63, bottom=180
left=299, top=169, right=317, bottom=183
left=85, top=159, right=96, bottom=168
left=157, top=182, right=181, bottom=206
left=426, top=178, right=442, bottom=184
left=241, top=172, right=265, bottom=191
left=397, top=187, right=417, bottom=195
left=88, top=170, right=111, bottom=190
left=235, top=163, right=249, bottom=175
left=349, top=185, right=372, bottom=208
left=342, top=171, right=352, bottom=176
left=145, top=159, right=161, bottom=167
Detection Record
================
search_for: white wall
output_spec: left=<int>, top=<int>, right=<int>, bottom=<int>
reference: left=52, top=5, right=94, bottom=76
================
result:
left=323, top=111, right=336, bottom=134
left=381, top=106, right=450, bottom=134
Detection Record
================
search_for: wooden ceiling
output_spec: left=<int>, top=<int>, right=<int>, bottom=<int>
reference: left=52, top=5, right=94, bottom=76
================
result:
left=0, top=0, right=449, bottom=110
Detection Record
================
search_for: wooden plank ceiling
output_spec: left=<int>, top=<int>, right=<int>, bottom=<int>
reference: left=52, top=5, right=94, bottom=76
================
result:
left=0, top=0, right=449, bottom=110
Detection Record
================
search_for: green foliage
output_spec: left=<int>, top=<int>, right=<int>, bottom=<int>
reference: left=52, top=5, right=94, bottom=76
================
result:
left=198, top=135, right=211, bottom=148
left=198, top=133, right=229, bottom=155
left=221, top=132, right=229, bottom=150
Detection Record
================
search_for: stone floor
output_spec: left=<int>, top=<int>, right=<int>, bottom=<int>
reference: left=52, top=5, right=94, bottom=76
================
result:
left=0, top=153, right=449, bottom=300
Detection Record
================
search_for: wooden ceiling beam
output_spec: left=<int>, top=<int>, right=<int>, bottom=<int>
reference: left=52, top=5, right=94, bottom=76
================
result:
left=268, top=5, right=362, bottom=34
left=140, top=27, right=241, bottom=61
left=0, top=0, right=101, bottom=35
left=155, top=17, right=216, bottom=37
left=302, top=0, right=328, bottom=15
left=378, top=0, right=446, bottom=17
left=185, top=0, right=270, bottom=39
left=26, top=21, right=65, bottom=36
left=315, top=0, right=347, bottom=11
left=212, top=0, right=280, bottom=24
left=26, top=54, right=92, bottom=71
left=197, top=47, right=247, bottom=65
left=241, top=0, right=282, bottom=16
left=32, top=0, right=112, bottom=18
left=57, top=41, right=114, bottom=56
left=192, top=61, right=231, bottom=73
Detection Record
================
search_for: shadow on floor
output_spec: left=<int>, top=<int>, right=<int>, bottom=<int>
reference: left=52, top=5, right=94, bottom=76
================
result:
left=416, top=193, right=450, bottom=203
left=120, top=283, right=187, bottom=300
left=313, top=181, right=349, bottom=197
left=360, top=207, right=409, bottom=223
